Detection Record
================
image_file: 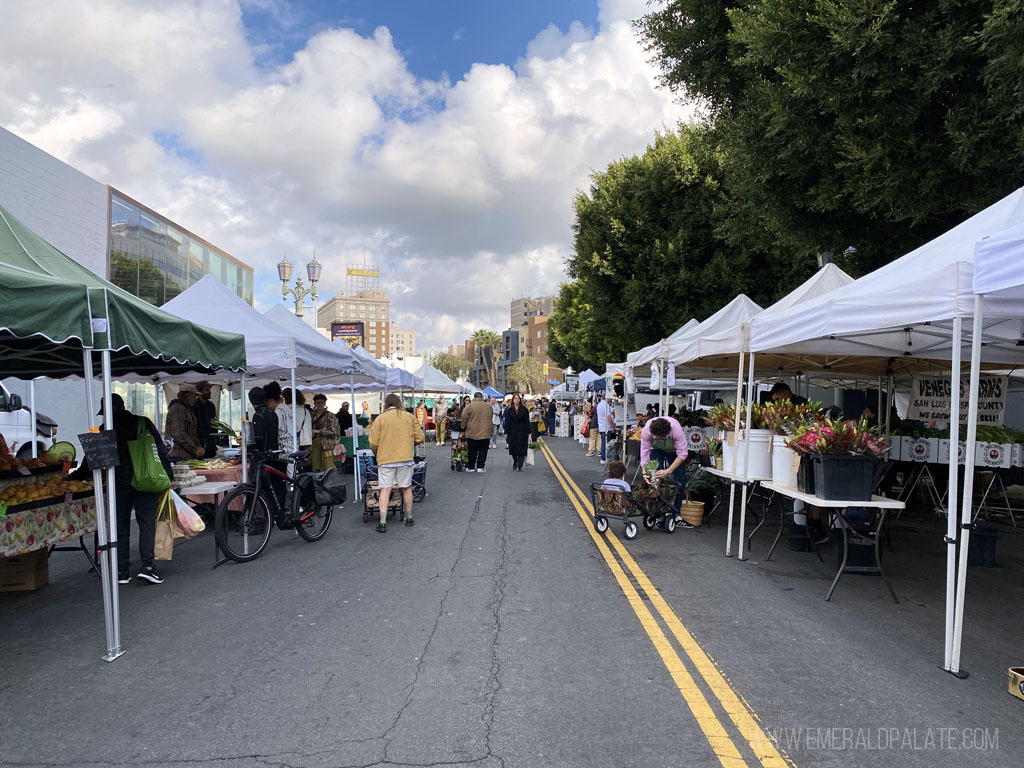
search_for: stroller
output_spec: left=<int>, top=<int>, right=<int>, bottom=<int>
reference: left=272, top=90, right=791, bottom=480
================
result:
left=447, top=418, right=468, bottom=471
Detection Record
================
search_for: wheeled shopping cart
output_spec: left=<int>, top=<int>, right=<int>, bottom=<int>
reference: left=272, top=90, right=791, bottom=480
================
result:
left=589, top=479, right=679, bottom=541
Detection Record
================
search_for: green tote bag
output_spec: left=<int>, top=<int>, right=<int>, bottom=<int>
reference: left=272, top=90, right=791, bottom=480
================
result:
left=129, top=417, right=172, bottom=493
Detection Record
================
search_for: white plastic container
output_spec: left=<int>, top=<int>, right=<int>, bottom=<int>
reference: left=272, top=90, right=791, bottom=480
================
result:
left=724, top=429, right=772, bottom=479
left=771, top=435, right=798, bottom=486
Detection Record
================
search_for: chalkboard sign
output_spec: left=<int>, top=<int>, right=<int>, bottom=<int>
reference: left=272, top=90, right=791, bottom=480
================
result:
left=77, top=430, right=120, bottom=470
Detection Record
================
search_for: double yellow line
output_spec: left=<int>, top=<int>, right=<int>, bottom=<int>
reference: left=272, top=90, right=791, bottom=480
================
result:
left=539, top=441, right=793, bottom=768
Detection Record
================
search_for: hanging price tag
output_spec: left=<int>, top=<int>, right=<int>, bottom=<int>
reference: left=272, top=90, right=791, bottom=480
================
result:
left=791, top=453, right=802, bottom=474
left=64, top=493, right=73, bottom=504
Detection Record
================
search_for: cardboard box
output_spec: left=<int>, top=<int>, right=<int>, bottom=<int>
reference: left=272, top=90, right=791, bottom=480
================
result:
left=976, top=443, right=1012, bottom=469
left=939, top=439, right=968, bottom=465
left=1009, top=668, right=1024, bottom=701
left=0, top=549, right=49, bottom=592
left=902, top=437, right=939, bottom=463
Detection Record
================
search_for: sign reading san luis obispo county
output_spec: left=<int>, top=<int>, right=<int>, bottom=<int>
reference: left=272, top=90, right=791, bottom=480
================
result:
left=906, top=375, right=1007, bottom=425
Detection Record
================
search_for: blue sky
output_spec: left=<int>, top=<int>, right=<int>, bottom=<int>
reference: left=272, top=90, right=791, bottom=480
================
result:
left=2, top=0, right=688, bottom=351
left=242, top=0, right=601, bottom=82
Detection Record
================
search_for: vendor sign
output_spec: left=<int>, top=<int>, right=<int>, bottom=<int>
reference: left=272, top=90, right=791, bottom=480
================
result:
left=906, top=375, right=1007, bottom=425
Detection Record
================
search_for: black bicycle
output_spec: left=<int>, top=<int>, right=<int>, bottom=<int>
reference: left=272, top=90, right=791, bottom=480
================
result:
left=214, top=450, right=342, bottom=563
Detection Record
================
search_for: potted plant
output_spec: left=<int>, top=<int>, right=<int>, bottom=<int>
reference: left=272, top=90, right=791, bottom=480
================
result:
left=760, top=400, right=821, bottom=486
left=785, top=418, right=889, bottom=500
left=703, top=436, right=723, bottom=470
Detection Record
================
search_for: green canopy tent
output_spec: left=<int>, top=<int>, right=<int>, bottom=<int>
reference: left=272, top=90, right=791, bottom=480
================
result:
left=0, top=204, right=247, bottom=661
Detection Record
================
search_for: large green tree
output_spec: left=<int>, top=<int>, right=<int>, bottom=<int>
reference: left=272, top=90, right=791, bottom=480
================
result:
left=506, top=357, right=544, bottom=394
left=548, top=126, right=800, bottom=370
left=639, top=0, right=1024, bottom=273
left=427, top=351, right=470, bottom=383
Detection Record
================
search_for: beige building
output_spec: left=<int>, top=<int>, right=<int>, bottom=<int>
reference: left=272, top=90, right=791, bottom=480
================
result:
left=447, top=343, right=466, bottom=358
left=317, top=289, right=391, bottom=358
left=511, top=295, right=553, bottom=329
left=389, top=327, right=416, bottom=356
left=525, top=316, right=562, bottom=386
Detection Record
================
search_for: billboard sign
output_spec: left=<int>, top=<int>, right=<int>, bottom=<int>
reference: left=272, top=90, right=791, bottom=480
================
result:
left=331, top=321, right=365, bottom=348
left=564, top=374, right=579, bottom=393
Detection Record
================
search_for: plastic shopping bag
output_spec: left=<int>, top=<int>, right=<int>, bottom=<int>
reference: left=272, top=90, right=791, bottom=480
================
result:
left=171, top=490, right=206, bottom=537
left=525, top=447, right=535, bottom=467
left=155, top=491, right=185, bottom=560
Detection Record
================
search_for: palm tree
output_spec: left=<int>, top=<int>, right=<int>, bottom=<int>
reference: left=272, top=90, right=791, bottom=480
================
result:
left=471, top=329, right=502, bottom=388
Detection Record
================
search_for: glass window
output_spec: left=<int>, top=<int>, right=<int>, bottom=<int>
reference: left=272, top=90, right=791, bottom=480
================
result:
left=164, top=227, right=187, bottom=302
left=188, top=242, right=204, bottom=286
left=208, top=248, right=224, bottom=285
left=109, top=196, right=141, bottom=295
left=139, top=211, right=166, bottom=305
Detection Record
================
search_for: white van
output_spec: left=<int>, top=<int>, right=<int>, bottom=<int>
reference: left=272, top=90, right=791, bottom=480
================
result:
left=0, top=382, right=58, bottom=458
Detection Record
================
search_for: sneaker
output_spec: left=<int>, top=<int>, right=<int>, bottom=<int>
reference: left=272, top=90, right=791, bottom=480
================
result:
left=118, top=572, right=131, bottom=585
left=600, top=460, right=607, bottom=465
left=476, top=467, right=486, bottom=473
left=137, top=567, right=163, bottom=584
left=675, top=516, right=695, bottom=529
left=375, top=523, right=387, bottom=533
left=465, top=468, right=476, bottom=473
left=585, top=452, right=594, bottom=457
left=404, top=518, right=415, bottom=527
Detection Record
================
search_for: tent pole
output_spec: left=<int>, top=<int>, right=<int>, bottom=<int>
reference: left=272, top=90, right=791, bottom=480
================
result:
left=351, top=373, right=360, bottom=502
left=951, top=297, right=983, bottom=678
left=82, top=350, right=120, bottom=662
left=884, top=369, right=894, bottom=439
left=240, top=373, right=248, bottom=484
left=943, top=316, right=963, bottom=671
left=100, top=350, right=123, bottom=660
left=725, top=351, right=744, bottom=557
left=737, top=352, right=756, bottom=562
left=291, top=368, right=298, bottom=452
left=154, top=381, right=161, bottom=435
left=29, top=379, right=37, bottom=458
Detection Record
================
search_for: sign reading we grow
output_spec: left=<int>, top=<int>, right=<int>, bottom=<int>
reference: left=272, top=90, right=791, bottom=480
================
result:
left=906, top=375, right=1007, bottom=425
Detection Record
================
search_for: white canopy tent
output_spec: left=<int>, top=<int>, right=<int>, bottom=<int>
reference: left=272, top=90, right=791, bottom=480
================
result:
left=578, top=369, right=600, bottom=390
left=741, top=186, right=1024, bottom=678
left=412, top=364, right=465, bottom=394
left=626, top=318, right=699, bottom=370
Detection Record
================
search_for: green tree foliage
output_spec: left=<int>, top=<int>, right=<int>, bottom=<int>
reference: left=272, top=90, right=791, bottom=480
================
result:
left=548, top=126, right=801, bottom=370
left=427, top=351, right=470, bottom=383
left=639, top=0, right=1024, bottom=274
left=506, top=357, right=544, bottom=394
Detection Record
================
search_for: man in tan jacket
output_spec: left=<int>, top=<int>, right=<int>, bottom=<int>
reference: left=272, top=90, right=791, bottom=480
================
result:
left=461, top=392, right=494, bottom=472
left=369, top=393, right=424, bottom=532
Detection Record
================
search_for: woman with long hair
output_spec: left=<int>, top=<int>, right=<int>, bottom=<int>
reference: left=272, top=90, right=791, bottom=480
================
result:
left=504, top=393, right=531, bottom=471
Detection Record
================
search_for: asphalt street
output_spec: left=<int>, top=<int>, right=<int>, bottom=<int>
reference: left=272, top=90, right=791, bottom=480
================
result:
left=0, top=438, right=1020, bottom=768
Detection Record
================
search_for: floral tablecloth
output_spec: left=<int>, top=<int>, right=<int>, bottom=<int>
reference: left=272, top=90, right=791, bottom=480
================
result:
left=0, top=494, right=97, bottom=557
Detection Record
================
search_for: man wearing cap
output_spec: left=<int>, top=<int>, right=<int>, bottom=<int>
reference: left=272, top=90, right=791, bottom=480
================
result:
left=461, top=391, right=494, bottom=472
left=192, top=380, right=218, bottom=455
left=310, top=393, right=340, bottom=471
left=166, top=382, right=206, bottom=461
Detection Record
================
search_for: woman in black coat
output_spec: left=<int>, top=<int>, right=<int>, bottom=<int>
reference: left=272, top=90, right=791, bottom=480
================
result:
left=503, top=393, right=531, bottom=470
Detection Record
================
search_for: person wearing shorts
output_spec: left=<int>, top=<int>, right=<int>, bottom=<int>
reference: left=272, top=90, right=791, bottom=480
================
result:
left=369, top=393, right=424, bottom=533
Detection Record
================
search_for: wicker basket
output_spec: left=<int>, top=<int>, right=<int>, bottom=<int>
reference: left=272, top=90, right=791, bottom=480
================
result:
left=679, top=501, right=705, bottom=527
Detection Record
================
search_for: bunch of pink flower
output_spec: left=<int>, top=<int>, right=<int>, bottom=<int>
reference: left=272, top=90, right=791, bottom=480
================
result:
left=785, top=418, right=889, bottom=457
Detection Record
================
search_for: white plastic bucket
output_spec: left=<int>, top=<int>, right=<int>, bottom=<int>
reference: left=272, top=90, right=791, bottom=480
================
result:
left=771, top=436, right=798, bottom=487
left=723, top=429, right=772, bottom=479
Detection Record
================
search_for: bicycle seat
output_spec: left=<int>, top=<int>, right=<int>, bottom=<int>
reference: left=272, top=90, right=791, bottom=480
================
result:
left=289, top=450, right=311, bottom=460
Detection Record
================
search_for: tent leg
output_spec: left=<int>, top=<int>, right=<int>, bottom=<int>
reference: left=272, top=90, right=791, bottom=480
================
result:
left=943, top=316, right=962, bottom=672
left=100, top=350, right=123, bottom=660
left=737, top=352, right=756, bottom=562
left=82, top=350, right=123, bottom=662
left=29, top=380, right=38, bottom=458
left=240, top=373, right=248, bottom=484
left=951, top=298, right=983, bottom=678
left=351, top=373, right=360, bottom=502
left=725, top=352, right=744, bottom=557
left=291, top=368, right=298, bottom=452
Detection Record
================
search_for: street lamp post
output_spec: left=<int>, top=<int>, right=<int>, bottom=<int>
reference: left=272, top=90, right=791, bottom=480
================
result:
left=278, top=253, right=323, bottom=321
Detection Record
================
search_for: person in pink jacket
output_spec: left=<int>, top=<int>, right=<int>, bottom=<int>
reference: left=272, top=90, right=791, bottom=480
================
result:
left=640, top=417, right=692, bottom=527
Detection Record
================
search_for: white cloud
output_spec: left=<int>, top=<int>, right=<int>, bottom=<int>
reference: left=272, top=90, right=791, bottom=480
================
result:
left=0, top=0, right=693, bottom=351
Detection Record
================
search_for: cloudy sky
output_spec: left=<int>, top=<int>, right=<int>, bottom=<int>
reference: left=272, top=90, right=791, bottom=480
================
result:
left=0, top=0, right=693, bottom=351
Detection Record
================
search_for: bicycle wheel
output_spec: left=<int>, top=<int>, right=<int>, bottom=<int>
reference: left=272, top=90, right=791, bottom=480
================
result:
left=295, top=501, right=333, bottom=542
left=215, top=485, right=273, bottom=562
